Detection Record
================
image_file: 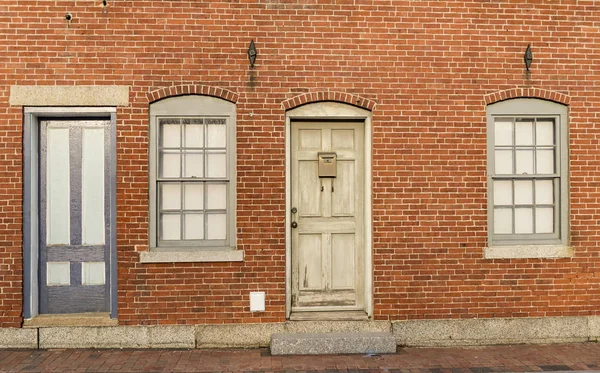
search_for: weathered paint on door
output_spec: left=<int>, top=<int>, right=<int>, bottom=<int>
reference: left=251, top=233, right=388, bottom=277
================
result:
left=291, top=121, right=364, bottom=311
left=39, top=119, right=112, bottom=314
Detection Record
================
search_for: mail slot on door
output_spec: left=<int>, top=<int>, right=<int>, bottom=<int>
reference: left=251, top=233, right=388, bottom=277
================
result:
left=318, top=152, right=337, bottom=178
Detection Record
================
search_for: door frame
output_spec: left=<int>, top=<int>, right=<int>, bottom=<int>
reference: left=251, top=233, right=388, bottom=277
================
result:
left=285, top=102, right=373, bottom=319
left=23, top=107, right=117, bottom=319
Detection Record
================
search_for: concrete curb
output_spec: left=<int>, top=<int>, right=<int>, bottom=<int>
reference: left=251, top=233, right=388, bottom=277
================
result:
left=393, top=316, right=598, bottom=347
left=0, top=328, right=37, bottom=349
left=39, top=326, right=195, bottom=349
left=2, top=316, right=599, bottom=349
left=270, top=332, right=396, bottom=355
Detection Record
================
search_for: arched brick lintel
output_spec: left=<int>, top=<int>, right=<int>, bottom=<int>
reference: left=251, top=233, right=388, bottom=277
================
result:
left=282, top=91, right=376, bottom=111
left=485, top=88, right=570, bottom=106
left=147, top=85, right=239, bottom=104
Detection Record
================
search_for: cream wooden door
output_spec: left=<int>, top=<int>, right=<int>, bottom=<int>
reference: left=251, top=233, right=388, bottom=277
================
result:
left=291, top=121, right=364, bottom=311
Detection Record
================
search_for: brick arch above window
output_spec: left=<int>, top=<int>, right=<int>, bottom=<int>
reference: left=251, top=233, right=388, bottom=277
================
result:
left=484, top=88, right=570, bottom=106
left=282, top=91, right=376, bottom=111
left=147, top=85, right=239, bottom=104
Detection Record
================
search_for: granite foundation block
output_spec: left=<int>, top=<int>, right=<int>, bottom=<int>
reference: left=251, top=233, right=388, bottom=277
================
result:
left=270, top=332, right=396, bottom=355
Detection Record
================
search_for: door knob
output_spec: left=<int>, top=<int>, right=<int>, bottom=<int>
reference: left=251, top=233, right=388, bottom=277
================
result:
left=291, top=221, right=298, bottom=228
left=291, top=207, right=297, bottom=214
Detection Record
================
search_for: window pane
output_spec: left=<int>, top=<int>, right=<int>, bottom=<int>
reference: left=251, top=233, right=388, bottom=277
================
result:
left=184, top=214, right=204, bottom=240
left=82, top=262, right=105, bottom=285
left=494, top=208, right=512, bottom=234
left=184, top=183, right=204, bottom=210
left=494, top=118, right=513, bottom=146
left=515, top=150, right=534, bottom=174
left=535, top=207, right=554, bottom=234
left=514, top=180, right=533, bottom=205
left=46, top=127, right=71, bottom=245
left=161, top=214, right=181, bottom=240
left=207, top=214, right=227, bottom=240
left=536, top=149, right=555, bottom=174
left=207, top=121, right=226, bottom=148
left=183, top=151, right=204, bottom=178
left=515, top=208, right=533, bottom=234
left=535, top=180, right=554, bottom=205
left=47, top=262, right=70, bottom=286
left=536, top=119, right=554, bottom=146
left=493, top=180, right=512, bottom=206
left=160, top=151, right=181, bottom=178
left=515, top=119, right=534, bottom=145
left=161, top=123, right=181, bottom=148
left=207, top=183, right=227, bottom=210
left=82, top=127, right=105, bottom=246
left=160, top=183, right=181, bottom=210
left=494, top=150, right=513, bottom=174
left=207, top=153, right=227, bottom=178
left=185, top=123, right=204, bottom=148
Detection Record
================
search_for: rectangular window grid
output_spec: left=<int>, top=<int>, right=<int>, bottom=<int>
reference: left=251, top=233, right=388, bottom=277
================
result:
left=492, top=117, right=559, bottom=236
left=157, top=117, right=228, bottom=242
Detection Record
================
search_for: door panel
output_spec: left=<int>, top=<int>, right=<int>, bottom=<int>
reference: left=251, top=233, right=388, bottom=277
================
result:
left=332, top=161, right=355, bottom=216
left=331, top=233, right=355, bottom=289
left=81, top=127, right=106, bottom=245
left=298, top=234, right=323, bottom=290
left=291, top=121, right=364, bottom=311
left=298, top=161, right=321, bottom=216
left=39, top=119, right=111, bottom=314
left=331, top=129, right=355, bottom=149
left=46, top=127, right=71, bottom=245
left=298, top=129, right=322, bottom=150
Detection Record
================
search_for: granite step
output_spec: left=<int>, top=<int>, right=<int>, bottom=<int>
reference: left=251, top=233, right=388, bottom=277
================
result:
left=270, top=332, right=396, bottom=355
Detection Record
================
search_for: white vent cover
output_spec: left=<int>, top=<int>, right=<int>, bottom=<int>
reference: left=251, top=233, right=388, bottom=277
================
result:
left=249, top=291, right=265, bottom=312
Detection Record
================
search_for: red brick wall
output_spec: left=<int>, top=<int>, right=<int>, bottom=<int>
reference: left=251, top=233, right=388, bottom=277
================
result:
left=0, top=102, right=24, bottom=327
left=2, top=0, right=600, bottom=326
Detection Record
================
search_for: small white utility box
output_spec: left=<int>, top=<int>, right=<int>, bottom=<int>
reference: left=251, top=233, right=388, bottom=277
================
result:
left=249, top=291, right=265, bottom=312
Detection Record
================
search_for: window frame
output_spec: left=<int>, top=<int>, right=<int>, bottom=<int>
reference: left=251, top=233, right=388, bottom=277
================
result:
left=486, top=98, right=569, bottom=248
left=148, top=95, right=236, bottom=252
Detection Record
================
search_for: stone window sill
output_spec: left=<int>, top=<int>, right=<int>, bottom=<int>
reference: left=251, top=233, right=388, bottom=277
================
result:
left=139, top=249, right=244, bottom=263
left=484, top=245, right=573, bottom=259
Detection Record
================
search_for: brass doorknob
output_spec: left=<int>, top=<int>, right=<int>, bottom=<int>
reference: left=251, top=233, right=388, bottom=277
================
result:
left=291, top=221, right=298, bottom=228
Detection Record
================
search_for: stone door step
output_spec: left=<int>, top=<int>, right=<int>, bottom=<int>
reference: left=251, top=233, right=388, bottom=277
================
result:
left=270, top=332, right=396, bottom=355
left=23, top=313, right=117, bottom=328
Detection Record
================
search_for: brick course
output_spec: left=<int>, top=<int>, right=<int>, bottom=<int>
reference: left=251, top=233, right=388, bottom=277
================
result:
left=2, top=0, right=600, bottom=327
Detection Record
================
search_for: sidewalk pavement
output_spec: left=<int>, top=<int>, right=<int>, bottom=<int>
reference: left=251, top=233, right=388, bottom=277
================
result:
left=1, top=342, right=600, bottom=373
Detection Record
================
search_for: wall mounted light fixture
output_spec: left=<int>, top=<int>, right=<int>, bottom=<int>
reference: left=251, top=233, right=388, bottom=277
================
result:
left=524, top=44, right=533, bottom=71
left=248, top=40, right=257, bottom=68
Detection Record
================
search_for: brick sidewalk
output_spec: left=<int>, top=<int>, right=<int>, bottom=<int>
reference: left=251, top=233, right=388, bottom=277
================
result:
left=1, top=343, right=600, bottom=372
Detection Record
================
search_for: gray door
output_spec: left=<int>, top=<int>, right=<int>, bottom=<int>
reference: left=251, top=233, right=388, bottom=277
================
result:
left=39, top=119, right=112, bottom=314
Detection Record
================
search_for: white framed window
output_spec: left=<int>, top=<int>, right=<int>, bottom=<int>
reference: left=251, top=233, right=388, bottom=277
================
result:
left=148, top=95, right=236, bottom=252
left=486, top=99, right=569, bottom=256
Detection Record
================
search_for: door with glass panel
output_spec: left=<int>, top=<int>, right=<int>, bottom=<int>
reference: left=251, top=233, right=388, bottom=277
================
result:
left=39, top=119, right=112, bottom=314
